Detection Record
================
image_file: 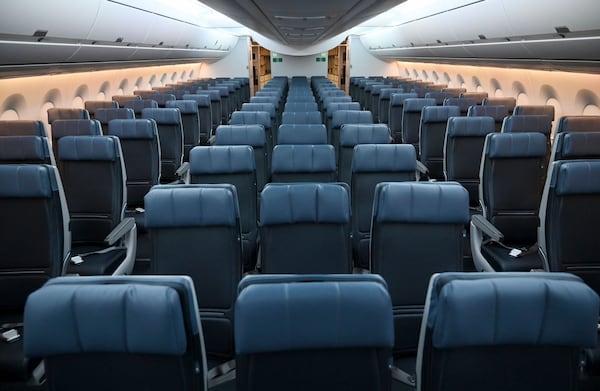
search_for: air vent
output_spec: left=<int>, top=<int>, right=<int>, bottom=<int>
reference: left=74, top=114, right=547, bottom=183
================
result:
left=33, top=30, right=48, bottom=38
left=274, top=15, right=327, bottom=20
left=478, top=34, right=487, bottom=40
left=555, top=26, right=570, bottom=34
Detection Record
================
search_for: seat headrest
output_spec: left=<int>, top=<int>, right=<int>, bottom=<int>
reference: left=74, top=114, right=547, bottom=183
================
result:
left=427, top=273, right=599, bottom=349
left=390, top=93, right=419, bottom=106
left=215, top=125, right=266, bottom=147
left=0, top=136, right=50, bottom=162
left=467, top=105, right=510, bottom=121
left=165, top=100, right=198, bottom=114
left=557, top=115, right=600, bottom=133
left=260, top=183, right=350, bottom=225
left=271, top=145, right=336, bottom=173
left=502, top=115, right=552, bottom=134
left=189, top=145, right=255, bottom=174
left=379, top=88, right=403, bottom=99
left=181, top=94, right=211, bottom=107
left=235, top=278, right=393, bottom=354
left=242, top=103, right=276, bottom=117
left=94, top=108, right=135, bottom=123
left=326, top=103, right=360, bottom=118
left=552, top=160, right=600, bottom=196
left=141, top=108, right=182, bottom=125
left=0, top=120, right=47, bottom=137
left=145, top=184, right=239, bottom=228
left=443, top=98, right=477, bottom=111
left=277, top=124, right=327, bottom=145
left=352, top=144, right=416, bottom=172
left=85, top=101, right=119, bottom=112
left=421, top=106, right=461, bottom=123
left=403, top=98, right=437, bottom=112
left=203, top=90, right=221, bottom=101
left=331, top=110, right=373, bottom=128
left=24, top=282, right=187, bottom=357
left=123, top=99, right=158, bottom=113
left=373, top=182, right=469, bottom=223
left=486, top=132, right=547, bottom=158
left=230, top=111, right=271, bottom=128
left=281, top=111, right=321, bottom=124
left=285, top=102, right=318, bottom=112
left=47, top=108, right=90, bottom=123
left=446, top=116, right=495, bottom=137
left=339, top=124, right=391, bottom=146
left=58, top=135, right=120, bottom=161
left=514, top=105, right=555, bottom=119
left=556, top=132, right=600, bottom=160
left=0, top=164, right=57, bottom=198
left=149, top=93, right=176, bottom=105
left=108, top=119, right=157, bottom=140
left=51, top=119, right=103, bottom=139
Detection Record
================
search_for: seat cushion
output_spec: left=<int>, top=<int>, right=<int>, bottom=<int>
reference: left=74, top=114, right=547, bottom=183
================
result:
left=481, top=242, right=543, bottom=272
left=67, top=245, right=127, bottom=275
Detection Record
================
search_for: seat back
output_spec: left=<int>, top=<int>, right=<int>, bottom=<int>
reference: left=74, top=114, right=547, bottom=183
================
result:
left=123, top=99, right=158, bottom=118
left=371, top=182, right=469, bottom=353
left=189, top=146, right=257, bottom=270
left=259, top=183, right=352, bottom=274
left=467, top=105, right=510, bottom=132
left=47, top=108, right=90, bottom=124
left=149, top=93, right=176, bottom=108
left=271, top=144, right=336, bottom=183
left=502, top=114, right=553, bottom=164
left=402, top=98, right=436, bottom=153
left=242, top=102, right=277, bottom=128
left=107, top=119, right=160, bottom=208
left=338, top=123, right=391, bottom=184
left=145, top=184, right=242, bottom=359
left=331, top=110, right=373, bottom=159
left=480, top=132, right=547, bottom=245
left=202, top=89, right=222, bottom=129
left=424, top=91, right=457, bottom=106
left=379, top=88, right=403, bottom=124
left=483, top=97, right=516, bottom=113
left=230, top=111, right=273, bottom=156
left=419, top=105, right=461, bottom=180
left=325, top=102, right=360, bottom=133
left=165, top=100, right=200, bottom=161
left=351, top=144, right=417, bottom=269
left=91, top=108, right=135, bottom=132
left=112, top=95, right=141, bottom=107
left=84, top=101, right=119, bottom=120
left=0, top=165, right=69, bottom=316
left=281, top=111, right=322, bottom=124
left=58, top=136, right=125, bottom=248
left=539, top=160, right=600, bottom=295
left=557, top=115, right=600, bottom=133
left=0, top=136, right=54, bottom=165
left=235, top=274, right=393, bottom=391
left=389, top=93, right=418, bottom=142
left=444, top=116, right=495, bottom=205
left=24, top=275, right=207, bottom=391
left=0, top=120, right=47, bottom=137
left=514, top=105, right=555, bottom=120
left=50, top=119, right=103, bottom=164
left=276, top=124, right=327, bottom=145
left=443, top=97, right=477, bottom=116
left=181, top=94, right=212, bottom=144
left=417, top=272, right=599, bottom=391
left=141, top=108, right=184, bottom=183
left=459, top=92, right=488, bottom=105
left=284, top=102, right=318, bottom=112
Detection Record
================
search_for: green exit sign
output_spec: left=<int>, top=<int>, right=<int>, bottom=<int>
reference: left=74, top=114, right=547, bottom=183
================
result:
left=316, top=57, right=326, bottom=62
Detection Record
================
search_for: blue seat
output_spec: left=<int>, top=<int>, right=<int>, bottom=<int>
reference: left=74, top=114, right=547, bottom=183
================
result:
left=0, top=136, right=54, bottom=165
left=24, top=275, right=207, bottom=391
left=331, top=110, right=373, bottom=160
left=402, top=98, right=436, bottom=154
left=242, top=102, right=277, bottom=129
left=443, top=97, right=477, bottom=116
left=58, top=135, right=136, bottom=276
left=276, top=124, right=327, bottom=145
left=214, top=124, right=268, bottom=191
left=389, top=93, right=418, bottom=142
left=50, top=119, right=103, bottom=168
left=502, top=114, right=553, bottom=165
left=47, top=108, right=90, bottom=124
left=181, top=94, right=212, bottom=144
left=424, top=91, right=458, bottom=106
left=235, top=274, right=393, bottom=391
left=371, top=182, right=469, bottom=354
left=142, top=108, right=185, bottom=183
left=0, top=120, right=47, bottom=137
left=281, top=111, right=322, bottom=124
left=351, top=144, right=417, bottom=269
left=444, top=116, right=495, bottom=206
left=467, top=105, right=510, bottom=132
left=379, top=88, right=404, bottom=124
left=189, top=146, right=258, bottom=271
left=259, top=183, right=352, bottom=274
left=514, top=104, right=555, bottom=120
left=149, top=93, right=176, bottom=108
left=0, top=164, right=69, bottom=382
left=419, top=105, right=461, bottom=180
left=470, top=132, right=547, bottom=272
left=112, top=94, right=141, bottom=107
left=284, top=102, right=317, bottom=112
left=338, top=123, right=391, bottom=184
left=417, top=272, right=599, bottom=391
left=202, top=89, right=222, bottom=129
left=325, top=102, right=361, bottom=135
left=230, top=110, right=273, bottom=153
left=483, top=97, right=516, bottom=114
left=271, top=144, right=336, bottom=183
left=123, top=99, right=158, bottom=118
left=84, top=100, right=119, bottom=120
left=165, top=100, right=201, bottom=161
left=144, top=184, right=242, bottom=361
left=460, top=92, right=488, bottom=105
left=93, top=108, right=135, bottom=132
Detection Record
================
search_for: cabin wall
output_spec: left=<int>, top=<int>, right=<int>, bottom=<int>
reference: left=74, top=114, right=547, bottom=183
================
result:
left=348, top=35, right=397, bottom=77
left=392, top=61, right=600, bottom=133
left=271, top=54, right=328, bottom=78
left=199, top=36, right=252, bottom=78
left=0, top=63, right=203, bottom=132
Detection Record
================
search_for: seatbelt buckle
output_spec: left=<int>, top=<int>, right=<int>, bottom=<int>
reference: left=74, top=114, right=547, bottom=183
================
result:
left=1, top=329, right=20, bottom=343
left=509, top=248, right=522, bottom=257
left=71, top=255, right=84, bottom=264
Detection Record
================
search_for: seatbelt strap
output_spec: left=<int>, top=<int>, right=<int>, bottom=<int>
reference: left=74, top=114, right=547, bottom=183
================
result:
left=70, top=246, right=121, bottom=264
left=207, top=359, right=236, bottom=388
left=390, top=365, right=416, bottom=387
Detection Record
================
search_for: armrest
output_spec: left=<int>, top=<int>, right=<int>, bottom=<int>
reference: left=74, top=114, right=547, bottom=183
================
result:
left=104, top=217, right=135, bottom=246
left=175, top=161, right=190, bottom=178
left=471, top=214, right=504, bottom=242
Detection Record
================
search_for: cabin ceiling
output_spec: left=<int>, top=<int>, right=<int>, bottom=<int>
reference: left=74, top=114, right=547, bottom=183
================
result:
left=197, top=0, right=406, bottom=46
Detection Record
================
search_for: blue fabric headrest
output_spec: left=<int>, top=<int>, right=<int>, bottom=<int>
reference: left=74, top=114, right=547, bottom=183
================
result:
left=145, top=184, right=239, bottom=228
left=260, top=183, right=350, bottom=225
left=24, top=283, right=187, bottom=357
left=339, top=124, right=391, bottom=146
left=277, top=124, right=327, bottom=145
left=149, top=94, right=176, bottom=105
left=235, top=279, right=393, bottom=354
left=326, top=103, right=361, bottom=118
left=0, top=136, right=49, bottom=161
left=374, top=182, right=469, bottom=223
left=242, top=103, right=275, bottom=117
left=271, top=145, right=336, bottom=173
left=142, top=108, right=182, bottom=125
left=352, top=144, right=416, bottom=172
left=59, top=135, right=120, bottom=161
left=403, top=98, right=437, bottom=112
left=443, top=98, right=477, bottom=111
left=230, top=111, right=271, bottom=128
left=123, top=99, right=158, bottom=112
left=165, top=100, right=198, bottom=114
left=182, top=94, right=211, bottom=107
left=94, top=108, right=135, bottom=123
left=215, top=125, right=265, bottom=147
left=380, top=88, right=403, bottom=99
left=390, top=93, right=418, bottom=106
left=446, top=116, right=495, bottom=137
left=204, top=90, right=221, bottom=101
left=331, top=110, right=373, bottom=128
left=502, top=115, right=552, bottom=134
left=189, top=145, right=255, bottom=174
left=486, top=132, right=547, bottom=158
left=467, top=105, right=509, bottom=121
left=281, top=111, right=322, bottom=124
left=0, top=164, right=57, bottom=198
left=51, top=119, right=103, bottom=139
left=558, top=116, right=600, bottom=133
left=421, top=106, right=460, bottom=123
left=108, top=119, right=157, bottom=140
left=552, top=160, right=600, bottom=196
left=557, top=132, right=600, bottom=159
left=428, top=273, right=599, bottom=349
left=0, top=120, right=47, bottom=136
